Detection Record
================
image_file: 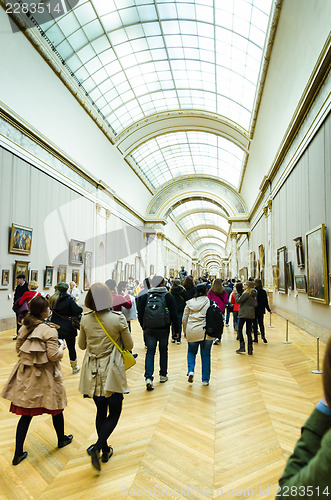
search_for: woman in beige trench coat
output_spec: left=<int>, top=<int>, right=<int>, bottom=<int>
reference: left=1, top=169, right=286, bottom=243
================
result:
left=78, top=282, right=133, bottom=471
left=1, top=296, right=72, bottom=466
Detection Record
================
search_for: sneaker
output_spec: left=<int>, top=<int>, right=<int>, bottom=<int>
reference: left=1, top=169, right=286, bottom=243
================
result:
left=171, top=339, right=176, bottom=343
left=188, top=372, right=194, bottom=383
left=213, top=339, right=220, bottom=345
left=13, top=335, right=18, bottom=341
left=146, top=378, right=154, bottom=391
left=160, top=375, right=168, bottom=383
left=262, top=337, right=268, bottom=343
left=202, top=381, right=209, bottom=386
left=176, top=340, right=181, bottom=344
left=86, top=444, right=101, bottom=471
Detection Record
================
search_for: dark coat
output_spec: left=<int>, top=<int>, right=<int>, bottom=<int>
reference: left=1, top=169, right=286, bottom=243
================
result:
left=183, top=286, right=197, bottom=302
left=13, top=282, right=29, bottom=304
left=170, top=285, right=186, bottom=314
left=255, top=288, right=271, bottom=315
left=51, top=293, right=83, bottom=338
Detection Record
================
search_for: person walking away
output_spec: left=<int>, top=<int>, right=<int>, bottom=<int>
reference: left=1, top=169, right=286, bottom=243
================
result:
left=223, top=281, right=233, bottom=326
left=207, top=278, right=228, bottom=345
left=12, top=274, right=29, bottom=340
left=2, top=296, right=72, bottom=465
left=78, top=283, right=133, bottom=471
left=235, top=281, right=257, bottom=355
left=105, top=279, right=132, bottom=312
left=183, top=276, right=197, bottom=302
left=137, top=276, right=179, bottom=391
left=182, top=284, right=213, bottom=385
left=49, top=282, right=83, bottom=374
left=230, top=282, right=243, bottom=337
left=169, top=279, right=186, bottom=344
left=252, top=279, right=271, bottom=343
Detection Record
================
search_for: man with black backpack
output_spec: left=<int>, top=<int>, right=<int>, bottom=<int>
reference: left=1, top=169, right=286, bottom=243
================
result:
left=137, top=276, right=179, bottom=391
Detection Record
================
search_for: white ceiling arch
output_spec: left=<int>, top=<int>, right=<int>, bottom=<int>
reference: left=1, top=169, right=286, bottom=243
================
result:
left=191, top=235, right=226, bottom=248
left=166, top=196, right=231, bottom=219
left=185, top=224, right=228, bottom=240
left=173, top=206, right=229, bottom=225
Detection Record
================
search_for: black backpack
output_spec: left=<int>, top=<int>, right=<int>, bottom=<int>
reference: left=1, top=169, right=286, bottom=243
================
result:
left=143, top=291, right=170, bottom=329
left=204, top=300, right=224, bottom=338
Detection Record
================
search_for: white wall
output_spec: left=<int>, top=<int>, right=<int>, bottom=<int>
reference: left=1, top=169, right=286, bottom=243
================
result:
left=0, top=8, right=152, bottom=216
left=241, top=0, right=331, bottom=211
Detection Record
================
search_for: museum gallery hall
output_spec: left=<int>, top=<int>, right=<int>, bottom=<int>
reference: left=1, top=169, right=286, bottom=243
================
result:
left=0, top=0, right=330, bottom=498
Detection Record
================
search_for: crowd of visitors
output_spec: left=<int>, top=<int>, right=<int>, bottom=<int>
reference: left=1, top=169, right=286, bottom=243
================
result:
left=4, top=268, right=329, bottom=488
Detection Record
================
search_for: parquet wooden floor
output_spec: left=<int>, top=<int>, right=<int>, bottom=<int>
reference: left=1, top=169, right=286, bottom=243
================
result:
left=0, top=314, right=327, bottom=500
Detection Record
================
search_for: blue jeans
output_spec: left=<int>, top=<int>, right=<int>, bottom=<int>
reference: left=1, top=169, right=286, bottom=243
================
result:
left=171, top=312, right=183, bottom=340
left=187, top=340, right=213, bottom=383
left=144, top=329, right=170, bottom=380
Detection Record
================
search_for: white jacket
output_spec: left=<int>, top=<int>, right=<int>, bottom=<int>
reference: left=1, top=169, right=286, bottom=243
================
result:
left=182, top=296, right=212, bottom=342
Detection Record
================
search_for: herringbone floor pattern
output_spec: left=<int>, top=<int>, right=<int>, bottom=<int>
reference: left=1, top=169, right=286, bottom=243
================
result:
left=0, top=314, right=326, bottom=499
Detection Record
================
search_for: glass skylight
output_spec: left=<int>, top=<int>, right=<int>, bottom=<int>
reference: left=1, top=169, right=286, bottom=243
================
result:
left=178, top=213, right=229, bottom=233
left=192, top=237, right=226, bottom=249
left=131, top=131, right=245, bottom=189
left=171, top=200, right=227, bottom=218
left=39, top=0, right=274, bottom=134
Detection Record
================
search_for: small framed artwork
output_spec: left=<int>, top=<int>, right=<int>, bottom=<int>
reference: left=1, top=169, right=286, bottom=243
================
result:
left=57, top=265, right=67, bottom=284
left=295, top=275, right=307, bottom=293
left=13, top=261, right=30, bottom=290
left=9, top=224, right=33, bottom=255
left=69, top=239, right=85, bottom=265
left=258, top=244, right=264, bottom=268
left=30, top=270, right=38, bottom=282
left=169, top=268, right=175, bottom=278
left=250, top=251, right=255, bottom=277
left=272, top=264, right=278, bottom=290
left=286, top=262, right=294, bottom=290
left=306, top=224, right=328, bottom=304
left=1, top=269, right=10, bottom=287
left=277, top=246, right=287, bottom=293
left=238, top=267, right=248, bottom=282
left=44, top=266, right=54, bottom=288
left=72, top=269, right=79, bottom=285
left=84, top=251, right=92, bottom=290
left=293, top=237, right=304, bottom=268
left=256, top=260, right=260, bottom=279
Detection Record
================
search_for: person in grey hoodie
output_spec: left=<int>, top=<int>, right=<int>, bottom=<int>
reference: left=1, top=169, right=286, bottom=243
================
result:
left=182, top=284, right=214, bottom=386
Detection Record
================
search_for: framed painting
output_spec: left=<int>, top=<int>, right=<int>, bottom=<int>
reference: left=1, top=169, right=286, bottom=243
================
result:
left=256, top=260, right=260, bottom=279
left=238, top=267, right=248, bottom=282
left=293, top=237, right=304, bottom=268
left=286, top=262, right=294, bottom=290
left=72, top=269, right=79, bottom=285
left=30, top=270, right=38, bottom=283
left=272, top=265, right=278, bottom=290
left=9, top=224, right=32, bottom=255
left=57, top=265, right=67, bottom=284
left=13, top=261, right=30, bottom=290
left=69, top=239, right=85, bottom=265
left=44, top=266, right=54, bottom=288
left=277, top=246, right=287, bottom=293
left=306, top=224, right=328, bottom=304
left=1, top=269, right=10, bottom=287
left=295, top=275, right=307, bottom=293
left=169, top=268, right=174, bottom=278
left=258, top=244, right=264, bottom=268
left=250, top=251, right=255, bottom=277
left=84, top=251, right=92, bottom=290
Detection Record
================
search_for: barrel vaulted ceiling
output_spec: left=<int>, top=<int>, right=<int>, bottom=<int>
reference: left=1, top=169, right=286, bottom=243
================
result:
left=23, top=0, right=279, bottom=266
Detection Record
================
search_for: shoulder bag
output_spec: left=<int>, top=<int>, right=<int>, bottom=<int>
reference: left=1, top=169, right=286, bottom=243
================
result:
left=93, top=312, right=136, bottom=370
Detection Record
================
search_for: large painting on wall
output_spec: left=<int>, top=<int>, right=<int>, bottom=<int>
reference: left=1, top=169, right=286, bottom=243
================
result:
left=272, top=265, right=278, bottom=290
left=9, top=224, right=32, bottom=255
left=277, top=246, right=287, bottom=293
left=57, top=265, right=67, bottom=284
left=13, top=261, right=30, bottom=290
left=306, top=224, right=328, bottom=304
left=258, top=244, right=264, bottom=268
left=69, top=239, right=85, bottom=265
left=238, top=267, right=248, bottom=282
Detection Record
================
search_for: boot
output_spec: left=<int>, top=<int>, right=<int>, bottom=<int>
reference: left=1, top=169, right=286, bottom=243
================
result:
left=253, top=333, right=258, bottom=343
left=70, top=359, right=80, bottom=374
left=236, top=342, right=245, bottom=354
left=261, top=334, right=268, bottom=343
left=248, top=344, right=253, bottom=355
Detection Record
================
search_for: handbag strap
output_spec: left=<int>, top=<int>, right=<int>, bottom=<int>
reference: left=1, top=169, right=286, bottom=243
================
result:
left=93, top=311, right=124, bottom=355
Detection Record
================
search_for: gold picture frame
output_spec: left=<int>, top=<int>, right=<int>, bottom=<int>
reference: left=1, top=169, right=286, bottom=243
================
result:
left=84, top=251, right=92, bottom=290
left=250, top=251, right=255, bottom=277
left=295, top=275, right=307, bottom=293
left=293, top=236, right=304, bottom=268
left=272, top=264, right=278, bottom=290
left=306, top=224, right=328, bottom=304
left=13, top=261, right=30, bottom=290
left=44, top=266, right=54, bottom=288
left=277, top=246, right=287, bottom=293
left=258, top=244, right=264, bottom=268
left=30, top=270, right=38, bottom=282
left=9, top=224, right=32, bottom=255
left=1, top=269, right=10, bottom=287
left=57, top=265, right=67, bottom=284
left=72, top=269, right=80, bottom=285
left=286, top=262, right=293, bottom=290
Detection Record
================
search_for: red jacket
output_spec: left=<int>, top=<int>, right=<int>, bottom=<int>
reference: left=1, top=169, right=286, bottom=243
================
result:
left=18, top=290, right=41, bottom=306
left=111, top=293, right=132, bottom=312
left=230, top=291, right=240, bottom=311
left=207, top=290, right=228, bottom=313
